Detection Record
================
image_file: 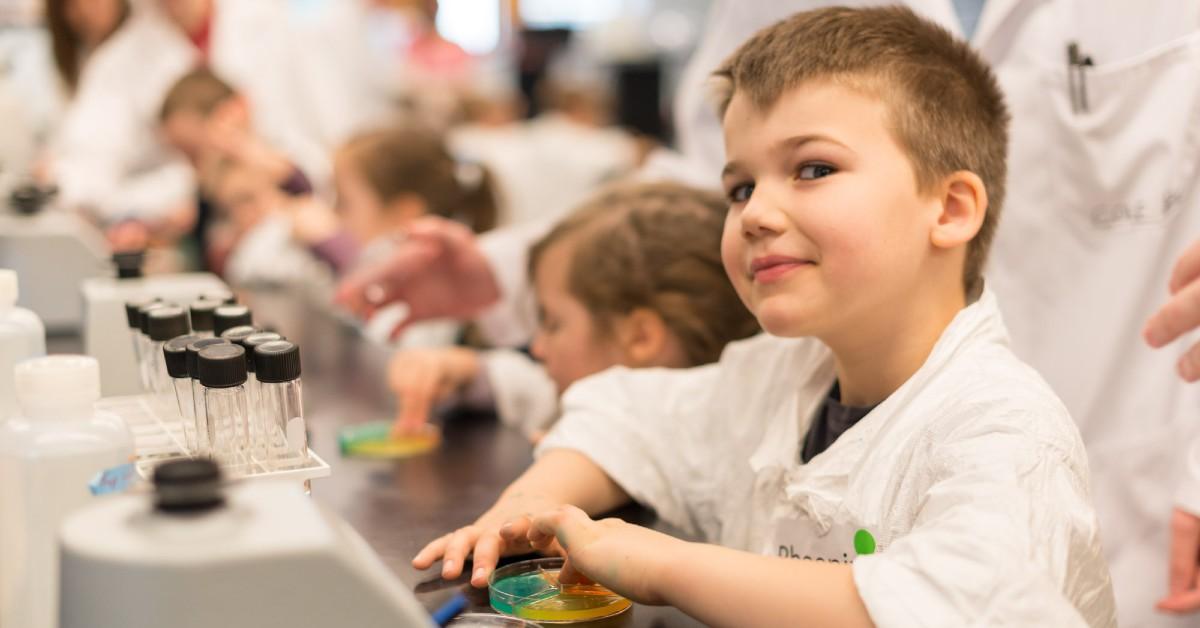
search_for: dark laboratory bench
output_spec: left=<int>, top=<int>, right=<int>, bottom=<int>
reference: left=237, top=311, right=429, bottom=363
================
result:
left=239, top=288, right=705, bottom=628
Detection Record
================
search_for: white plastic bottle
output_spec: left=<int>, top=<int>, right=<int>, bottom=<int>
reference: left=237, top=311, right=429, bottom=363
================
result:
left=0, top=269, right=47, bottom=422
left=0, top=355, right=134, bottom=628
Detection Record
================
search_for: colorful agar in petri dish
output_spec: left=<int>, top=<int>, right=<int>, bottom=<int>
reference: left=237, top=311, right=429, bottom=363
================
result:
left=489, top=558, right=632, bottom=623
left=447, top=613, right=540, bottom=627
left=337, top=421, right=440, bottom=459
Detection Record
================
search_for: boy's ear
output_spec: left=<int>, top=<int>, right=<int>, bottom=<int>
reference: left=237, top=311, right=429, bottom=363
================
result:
left=614, top=308, right=672, bottom=368
left=930, top=170, right=988, bottom=250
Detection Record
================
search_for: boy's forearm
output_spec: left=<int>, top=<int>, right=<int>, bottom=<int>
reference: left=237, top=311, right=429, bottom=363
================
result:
left=658, top=542, right=874, bottom=628
left=483, top=449, right=630, bottom=525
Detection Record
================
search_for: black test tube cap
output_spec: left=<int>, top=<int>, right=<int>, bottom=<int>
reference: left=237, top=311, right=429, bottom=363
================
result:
left=147, top=305, right=192, bottom=342
left=138, top=302, right=169, bottom=335
left=220, top=325, right=258, bottom=346
left=154, top=459, right=224, bottom=513
left=255, top=340, right=301, bottom=383
left=186, top=337, right=230, bottom=380
left=203, top=290, right=237, bottom=305
left=212, top=305, right=252, bottom=338
left=163, top=334, right=200, bottom=378
left=124, top=296, right=160, bottom=329
left=198, top=344, right=247, bottom=388
left=242, top=332, right=283, bottom=372
left=189, top=299, right=221, bottom=333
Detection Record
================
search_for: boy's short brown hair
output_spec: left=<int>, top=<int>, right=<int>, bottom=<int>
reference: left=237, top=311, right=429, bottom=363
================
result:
left=529, top=181, right=760, bottom=366
left=712, top=6, right=1009, bottom=296
left=160, top=67, right=236, bottom=121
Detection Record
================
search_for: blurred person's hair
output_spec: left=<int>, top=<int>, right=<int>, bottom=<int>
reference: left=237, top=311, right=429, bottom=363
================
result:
left=340, top=126, right=499, bottom=233
left=528, top=181, right=760, bottom=366
left=45, top=0, right=130, bottom=91
left=159, top=67, right=236, bottom=121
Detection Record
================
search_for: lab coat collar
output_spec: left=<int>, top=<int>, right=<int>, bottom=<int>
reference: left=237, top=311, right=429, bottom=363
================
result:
left=747, top=284, right=1009, bottom=475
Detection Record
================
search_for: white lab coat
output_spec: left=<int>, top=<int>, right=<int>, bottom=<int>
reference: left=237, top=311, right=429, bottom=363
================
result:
left=480, top=349, right=559, bottom=439
left=223, top=212, right=330, bottom=290
left=51, top=0, right=384, bottom=222
left=538, top=290, right=1115, bottom=626
left=474, top=2, right=1200, bottom=623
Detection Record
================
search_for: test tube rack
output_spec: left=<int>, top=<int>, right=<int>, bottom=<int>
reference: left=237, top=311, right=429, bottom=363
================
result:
left=97, top=394, right=331, bottom=485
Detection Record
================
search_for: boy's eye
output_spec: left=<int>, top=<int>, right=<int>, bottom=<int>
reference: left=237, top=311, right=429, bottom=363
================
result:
left=727, top=182, right=755, bottom=204
left=796, top=164, right=836, bottom=180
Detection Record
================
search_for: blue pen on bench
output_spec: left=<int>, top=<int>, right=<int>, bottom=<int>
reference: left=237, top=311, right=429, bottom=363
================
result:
left=432, top=591, right=468, bottom=626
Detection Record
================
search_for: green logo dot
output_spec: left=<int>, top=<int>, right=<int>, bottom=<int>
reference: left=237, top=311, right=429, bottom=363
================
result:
left=854, top=529, right=876, bottom=556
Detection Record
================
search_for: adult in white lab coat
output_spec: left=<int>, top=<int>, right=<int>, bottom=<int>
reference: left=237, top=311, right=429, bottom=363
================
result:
left=337, top=3, right=1200, bottom=624
left=51, top=0, right=383, bottom=225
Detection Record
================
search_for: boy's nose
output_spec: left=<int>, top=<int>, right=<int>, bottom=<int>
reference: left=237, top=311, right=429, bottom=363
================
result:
left=739, top=191, right=785, bottom=238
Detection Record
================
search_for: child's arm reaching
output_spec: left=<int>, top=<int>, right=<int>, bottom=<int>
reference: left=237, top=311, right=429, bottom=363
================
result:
left=411, top=449, right=630, bottom=587
left=526, top=505, right=874, bottom=628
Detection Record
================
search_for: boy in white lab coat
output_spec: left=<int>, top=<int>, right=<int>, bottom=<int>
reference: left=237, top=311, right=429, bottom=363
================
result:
left=412, top=7, right=1116, bottom=626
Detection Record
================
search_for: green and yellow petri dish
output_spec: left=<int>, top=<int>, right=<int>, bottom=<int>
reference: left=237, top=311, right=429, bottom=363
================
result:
left=488, top=558, right=632, bottom=623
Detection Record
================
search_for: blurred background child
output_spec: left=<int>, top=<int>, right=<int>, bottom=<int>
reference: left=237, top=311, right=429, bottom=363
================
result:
left=386, top=181, right=759, bottom=440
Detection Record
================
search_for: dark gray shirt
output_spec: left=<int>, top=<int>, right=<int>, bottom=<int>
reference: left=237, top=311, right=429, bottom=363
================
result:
left=800, top=382, right=876, bottom=464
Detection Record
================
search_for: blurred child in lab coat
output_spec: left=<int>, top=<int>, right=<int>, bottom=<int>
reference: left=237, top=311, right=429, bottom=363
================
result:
left=386, top=181, right=760, bottom=441
left=207, top=158, right=326, bottom=289
left=330, top=125, right=500, bottom=347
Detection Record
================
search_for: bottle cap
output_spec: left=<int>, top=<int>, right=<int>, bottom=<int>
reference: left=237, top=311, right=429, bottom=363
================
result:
left=163, top=335, right=200, bottom=378
left=254, top=340, right=301, bottom=383
left=212, top=304, right=251, bottom=337
left=138, top=302, right=168, bottom=335
left=242, top=332, right=283, bottom=372
left=14, top=355, right=101, bottom=414
left=146, top=305, right=191, bottom=341
left=153, top=459, right=225, bottom=513
left=186, top=337, right=230, bottom=380
left=124, top=296, right=160, bottom=329
left=219, top=325, right=258, bottom=346
left=198, top=343, right=247, bottom=388
left=112, top=251, right=145, bottom=279
left=189, top=299, right=221, bottom=332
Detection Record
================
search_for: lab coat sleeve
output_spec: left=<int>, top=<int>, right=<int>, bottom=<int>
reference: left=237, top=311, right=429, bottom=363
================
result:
left=481, top=349, right=560, bottom=438
left=535, top=363, right=722, bottom=538
left=851, top=415, right=1111, bottom=628
left=474, top=220, right=551, bottom=348
left=1175, top=436, right=1200, bottom=517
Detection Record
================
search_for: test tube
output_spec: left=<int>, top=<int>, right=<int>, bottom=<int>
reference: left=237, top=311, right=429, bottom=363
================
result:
left=212, top=304, right=252, bottom=339
left=255, top=340, right=306, bottom=469
left=242, top=331, right=282, bottom=460
left=124, top=296, right=159, bottom=386
left=189, top=298, right=221, bottom=339
left=145, top=306, right=191, bottom=401
left=198, top=343, right=250, bottom=471
left=186, top=337, right=230, bottom=457
left=220, top=325, right=260, bottom=456
left=136, top=302, right=169, bottom=392
left=162, top=334, right=200, bottom=453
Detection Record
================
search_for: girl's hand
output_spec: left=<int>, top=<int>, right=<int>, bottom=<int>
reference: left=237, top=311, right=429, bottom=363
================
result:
left=527, top=505, right=683, bottom=605
left=388, top=347, right=482, bottom=435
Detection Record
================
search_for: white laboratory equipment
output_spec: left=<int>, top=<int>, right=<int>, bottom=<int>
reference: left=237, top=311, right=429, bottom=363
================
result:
left=83, top=270, right=229, bottom=396
left=59, top=459, right=436, bottom=628
left=0, top=268, right=45, bottom=421
left=0, top=355, right=133, bottom=628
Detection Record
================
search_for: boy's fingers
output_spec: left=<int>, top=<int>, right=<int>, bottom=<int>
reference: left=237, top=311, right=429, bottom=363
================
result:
left=1168, top=512, right=1200, bottom=595
left=397, top=372, right=437, bottom=433
left=499, top=515, right=532, bottom=543
left=1178, top=342, right=1200, bottom=382
left=530, top=505, right=591, bottom=550
left=559, top=558, right=591, bottom=585
left=412, top=533, right=452, bottom=569
left=442, top=528, right=480, bottom=579
left=1145, top=279, right=1200, bottom=348
left=1157, top=589, right=1200, bottom=614
left=469, top=532, right=504, bottom=588
left=1169, top=241, right=1200, bottom=295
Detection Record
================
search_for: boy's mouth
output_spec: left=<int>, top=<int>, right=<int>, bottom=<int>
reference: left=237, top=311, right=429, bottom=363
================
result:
left=750, top=255, right=814, bottom=284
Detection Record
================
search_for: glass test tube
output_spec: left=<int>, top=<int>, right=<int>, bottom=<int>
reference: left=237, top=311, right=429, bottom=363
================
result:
left=124, top=297, right=158, bottom=387
left=189, top=298, right=221, bottom=339
left=186, top=337, right=230, bottom=457
left=163, top=335, right=200, bottom=453
left=243, top=331, right=282, bottom=461
left=212, top=304, right=252, bottom=339
left=198, top=343, right=251, bottom=472
left=254, top=340, right=307, bottom=470
left=136, top=301, right=167, bottom=392
left=145, top=306, right=191, bottom=403
left=221, top=326, right=259, bottom=457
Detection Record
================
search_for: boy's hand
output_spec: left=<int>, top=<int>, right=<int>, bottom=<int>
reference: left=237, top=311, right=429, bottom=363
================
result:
left=1145, top=239, right=1200, bottom=380
left=412, top=500, right=565, bottom=588
left=388, top=347, right=481, bottom=435
left=527, top=505, right=683, bottom=605
left=1158, top=508, right=1200, bottom=614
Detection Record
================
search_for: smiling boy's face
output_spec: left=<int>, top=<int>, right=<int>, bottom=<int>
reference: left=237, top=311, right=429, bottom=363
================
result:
left=720, top=80, right=943, bottom=340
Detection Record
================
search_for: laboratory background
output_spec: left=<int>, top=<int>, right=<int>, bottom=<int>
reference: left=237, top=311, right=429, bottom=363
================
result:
left=0, top=0, right=1198, bottom=627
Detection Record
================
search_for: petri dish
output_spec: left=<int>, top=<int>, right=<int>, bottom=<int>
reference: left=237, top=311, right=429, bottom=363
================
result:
left=447, top=613, right=540, bottom=627
left=337, top=421, right=440, bottom=459
left=489, top=557, right=632, bottom=624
